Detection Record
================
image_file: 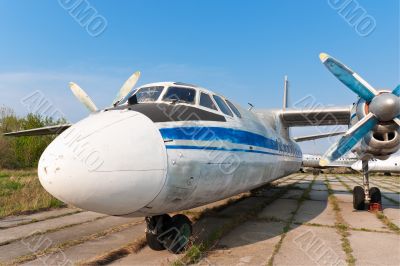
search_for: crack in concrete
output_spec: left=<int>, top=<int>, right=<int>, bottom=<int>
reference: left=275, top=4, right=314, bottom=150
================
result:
left=325, top=176, right=356, bottom=266
left=266, top=175, right=316, bottom=266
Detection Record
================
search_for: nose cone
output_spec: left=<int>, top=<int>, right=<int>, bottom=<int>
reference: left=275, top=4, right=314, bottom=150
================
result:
left=370, top=93, right=400, bottom=121
left=351, top=161, right=361, bottom=171
left=38, top=110, right=167, bottom=215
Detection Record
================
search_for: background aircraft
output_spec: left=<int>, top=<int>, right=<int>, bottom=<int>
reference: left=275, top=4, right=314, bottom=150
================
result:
left=302, top=153, right=357, bottom=169
left=352, top=155, right=400, bottom=174
left=5, top=53, right=399, bottom=253
left=302, top=152, right=400, bottom=175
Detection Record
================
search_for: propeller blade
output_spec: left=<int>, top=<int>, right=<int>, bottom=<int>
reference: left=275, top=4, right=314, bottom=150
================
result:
left=392, top=85, right=400, bottom=97
left=112, top=71, right=141, bottom=106
left=69, top=82, right=98, bottom=112
left=319, top=53, right=378, bottom=102
left=393, top=117, right=400, bottom=127
left=320, top=112, right=378, bottom=166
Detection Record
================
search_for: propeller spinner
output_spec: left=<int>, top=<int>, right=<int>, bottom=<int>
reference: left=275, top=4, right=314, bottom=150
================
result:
left=319, top=53, right=400, bottom=166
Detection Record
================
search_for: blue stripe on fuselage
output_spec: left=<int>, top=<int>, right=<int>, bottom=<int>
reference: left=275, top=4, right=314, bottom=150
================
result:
left=159, top=127, right=301, bottom=157
left=165, top=145, right=282, bottom=156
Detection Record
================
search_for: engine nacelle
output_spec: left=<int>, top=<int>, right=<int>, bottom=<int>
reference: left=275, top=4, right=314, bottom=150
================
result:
left=352, top=98, right=400, bottom=159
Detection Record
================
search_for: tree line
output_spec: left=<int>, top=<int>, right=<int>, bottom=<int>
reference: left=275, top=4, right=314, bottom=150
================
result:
left=0, top=106, right=66, bottom=169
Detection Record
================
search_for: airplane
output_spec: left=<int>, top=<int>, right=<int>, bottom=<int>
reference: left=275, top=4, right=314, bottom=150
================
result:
left=302, top=152, right=400, bottom=174
left=4, top=53, right=399, bottom=253
left=302, top=152, right=400, bottom=177
left=351, top=155, right=400, bottom=174
left=302, top=153, right=358, bottom=169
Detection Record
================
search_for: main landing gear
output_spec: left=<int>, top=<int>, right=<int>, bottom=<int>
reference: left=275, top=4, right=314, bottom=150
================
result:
left=145, top=214, right=192, bottom=254
left=353, top=160, right=382, bottom=211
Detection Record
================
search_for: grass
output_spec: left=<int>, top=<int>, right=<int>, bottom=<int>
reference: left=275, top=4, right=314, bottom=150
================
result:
left=325, top=176, right=356, bottom=266
left=296, top=221, right=394, bottom=234
left=11, top=219, right=144, bottom=265
left=349, top=175, right=400, bottom=195
left=183, top=193, right=251, bottom=222
left=1, top=214, right=106, bottom=248
left=375, top=212, right=400, bottom=234
left=267, top=175, right=316, bottom=266
left=336, top=175, right=400, bottom=235
left=342, top=175, right=400, bottom=205
left=173, top=175, right=308, bottom=266
left=0, top=168, right=65, bottom=218
left=0, top=173, right=10, bottom=178
left=79, top=236, right=147, bottom=266
left=175, top=207, right=256, bottom=265
left=334, top=175, right=353, bottom=193
left=337, top=175, right=400, bottom=234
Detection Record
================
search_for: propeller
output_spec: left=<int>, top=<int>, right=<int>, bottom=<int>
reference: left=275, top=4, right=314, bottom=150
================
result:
left=69, top=82, right=98, bottom=112
left=112, top=71, right=141, bottom=106
left=319, top=53, right=400, bottom=166
left=69, top=71, right=140, bottom=112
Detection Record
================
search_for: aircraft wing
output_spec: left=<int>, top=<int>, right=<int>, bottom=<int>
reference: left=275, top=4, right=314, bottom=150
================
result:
left=3, top=124, right=72, bottom=137
left=293, top=131, right=346, bottom=142
left=280, top=106, right=351, bottom=127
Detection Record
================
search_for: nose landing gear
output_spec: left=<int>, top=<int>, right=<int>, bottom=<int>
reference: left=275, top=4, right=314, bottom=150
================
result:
left=145, top=214, right=192, bottom=254
left=353, top=160, right=382, bottom=211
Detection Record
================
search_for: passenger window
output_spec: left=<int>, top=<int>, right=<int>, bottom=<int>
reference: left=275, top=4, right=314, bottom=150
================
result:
left=163, top=87, right=196, bottom=104
left=225, top=99, right=241, bottom=118
left=213, top=95, right=233, bottom=117
left=200, top=93, right=218, bottom=110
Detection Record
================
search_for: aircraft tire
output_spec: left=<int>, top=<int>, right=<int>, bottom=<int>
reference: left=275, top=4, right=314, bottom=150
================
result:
left=369, top=187, right=382, bottom=205
left=353, top=186, right=365, bottom=210
left=146, top=231, right=166, bottom=251
left=163, top=214, right=192, bottom=254
left=146, top=214, right=172, bottom=251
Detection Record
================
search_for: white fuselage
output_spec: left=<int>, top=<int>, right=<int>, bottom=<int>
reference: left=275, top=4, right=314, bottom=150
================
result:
left=351, top=155, right=400, bottom=173
left=135, top=109, right=302, bottom=216
left=302, top=153, right=357, bottom=168
left=38, top=82, right=302, bottom=217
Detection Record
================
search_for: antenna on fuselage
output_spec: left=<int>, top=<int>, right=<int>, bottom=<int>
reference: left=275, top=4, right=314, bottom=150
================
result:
left=248, top=103, right=254, bottom=111
left=283, top=75, right=289, bottom=110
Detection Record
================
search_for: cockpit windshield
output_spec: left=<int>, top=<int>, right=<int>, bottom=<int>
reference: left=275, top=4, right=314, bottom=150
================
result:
left=135, top=86, right=164, bottom=103
left=162, top=87, right=196, bottom=104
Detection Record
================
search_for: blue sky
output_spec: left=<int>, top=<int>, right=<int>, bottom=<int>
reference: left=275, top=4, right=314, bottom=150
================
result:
left=0, top=0, right=398, bottom=153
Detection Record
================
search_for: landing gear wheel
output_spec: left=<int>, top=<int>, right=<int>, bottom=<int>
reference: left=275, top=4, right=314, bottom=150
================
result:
left=163, top=214, right=192, bottom=254
left=353, top=186, right=365, bottom=210
left=145, top=214, right=172, bottom=251
left=146, top=231, right=166, bottom=251
left=369, top=187, right=382, bottom=205
left=312, top=169, right=320, bottom=176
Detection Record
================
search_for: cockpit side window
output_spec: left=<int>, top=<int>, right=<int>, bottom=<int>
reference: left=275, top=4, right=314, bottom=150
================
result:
left=135, top=86, right=164, bottom=103
left=213, top=95, right=233, bottom=117
left=200, top=92, right=218, bottom=111
left=225, top=99, right=241, bottom=118
left=163, top=87, right=196, bottom=104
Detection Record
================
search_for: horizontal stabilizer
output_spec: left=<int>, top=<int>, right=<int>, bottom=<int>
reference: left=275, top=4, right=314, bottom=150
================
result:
left=3, top=124, right=72, bottom=137
left=293, top=131, right=346, bottom=142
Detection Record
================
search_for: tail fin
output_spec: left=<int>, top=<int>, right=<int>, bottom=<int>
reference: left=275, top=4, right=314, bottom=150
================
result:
left=283, top=75, right=289, bottom=110
left=283, top=76, right=290, bottom=138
